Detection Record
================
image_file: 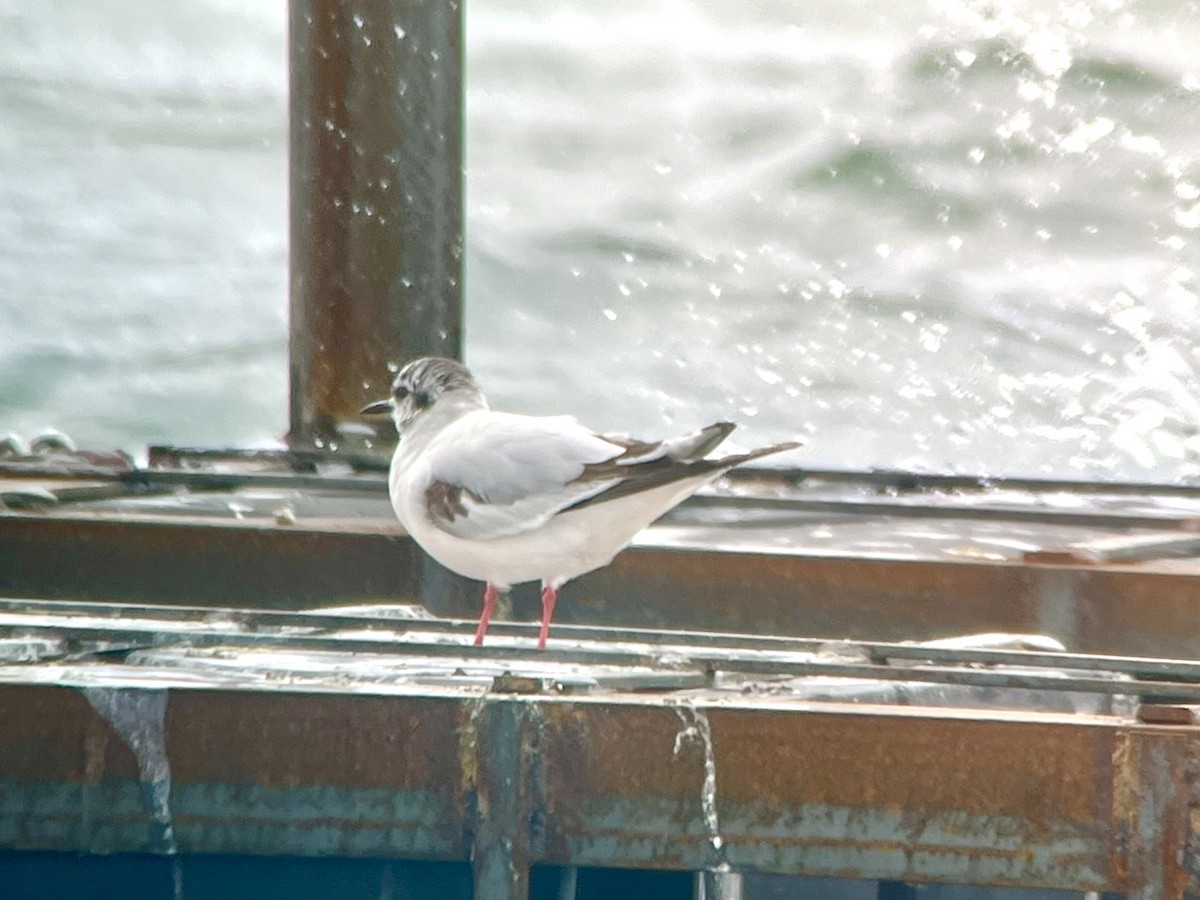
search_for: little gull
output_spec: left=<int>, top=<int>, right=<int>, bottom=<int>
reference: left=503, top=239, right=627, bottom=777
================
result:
left=362, top=357, right=800, bottom=649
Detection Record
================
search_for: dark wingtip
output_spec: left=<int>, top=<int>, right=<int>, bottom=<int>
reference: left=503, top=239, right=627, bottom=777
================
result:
left=720, top=439, right=803, bottom=467
left=765, top=439, right=804, bottom=455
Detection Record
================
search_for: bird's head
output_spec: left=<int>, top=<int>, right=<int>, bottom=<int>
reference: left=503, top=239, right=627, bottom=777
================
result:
left=360, top=357, right=485, bottom=433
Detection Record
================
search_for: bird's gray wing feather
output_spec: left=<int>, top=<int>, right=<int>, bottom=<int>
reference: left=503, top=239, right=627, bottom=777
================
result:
left=423, top=413, right=624, bottom=540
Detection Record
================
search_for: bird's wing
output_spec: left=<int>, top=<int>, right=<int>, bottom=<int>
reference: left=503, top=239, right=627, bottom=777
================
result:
left=560, top=437, right=801, bottom=513
left=422, top=413, right=629, bottom=540
left=423, top=416, right=754, bottom=541
left=598, top=421, right=736, bottom=463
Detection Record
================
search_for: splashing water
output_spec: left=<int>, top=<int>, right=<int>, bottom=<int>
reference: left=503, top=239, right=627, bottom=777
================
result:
left=83, top=688, right=184, bottom=899
left=672, top=703, right=725, bottom=865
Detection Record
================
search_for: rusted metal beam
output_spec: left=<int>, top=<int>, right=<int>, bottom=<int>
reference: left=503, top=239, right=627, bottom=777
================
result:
left=10, top=509, right=1200, bottom=659
left=0, top=515, right=420, bottom=607
left=289, top=0, right=463, bottom=449
left=0, top=600, right=1172, bottom=692
left=559, top=547, right=1200, bottom=659
left=1, top=684, right=1198, bottom=894
left=12, top=601, right=1200, bottom=704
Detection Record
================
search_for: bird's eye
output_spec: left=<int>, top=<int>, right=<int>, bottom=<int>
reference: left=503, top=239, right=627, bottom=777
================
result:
left=393, top=385, right=410, bottom=401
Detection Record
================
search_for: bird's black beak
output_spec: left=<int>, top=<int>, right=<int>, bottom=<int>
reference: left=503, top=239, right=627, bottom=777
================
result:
left=359, top=399, right=391, bottom=416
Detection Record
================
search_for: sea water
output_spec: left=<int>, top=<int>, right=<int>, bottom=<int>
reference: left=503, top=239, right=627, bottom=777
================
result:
left=1, top=0, right=1199, bottom=479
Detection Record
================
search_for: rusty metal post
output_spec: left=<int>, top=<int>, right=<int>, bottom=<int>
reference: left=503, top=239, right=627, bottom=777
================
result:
left=472, top=699, right=538, bottom=900
left=1115, top=730, right=1194, bottom=900
left=289, top=0, right=463, bottom=449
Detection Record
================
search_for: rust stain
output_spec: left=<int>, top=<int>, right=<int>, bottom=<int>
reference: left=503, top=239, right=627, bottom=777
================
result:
left=571, top=548, right=1200, bottom=658
left=542, top=704, right=712, bottom=801
left=1147, top=734, right=1193, bottom=900
left=456, top=694, right=485, bottom=836
left=541, top=702, right=1114, bottom=832
left=164, top=691, right=455, bottom=794
left=1108, top=730, right=1198, bottom=896
left=577, top=550, right=1042, bottom=641
left=10, top=506, right=1200, bottom=663
left=1109, top=731, right=1135, bottom=885
left=708, top=708, right=1110, bottom=826
left=0, top=515, right=420, bottom=606
left=1187, top=737, right=1200, bottom=894
left=0, top=686, right=139, bottom=782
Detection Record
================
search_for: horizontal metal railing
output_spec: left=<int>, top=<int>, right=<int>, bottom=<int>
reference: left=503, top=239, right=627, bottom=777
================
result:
left=3, top=597, right=1200, bottom=701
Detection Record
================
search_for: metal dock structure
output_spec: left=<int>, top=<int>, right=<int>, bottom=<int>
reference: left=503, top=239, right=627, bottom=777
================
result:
left=5, top=454, right=1200, bottom=897
left=0, top=593, right=1198, bottom=900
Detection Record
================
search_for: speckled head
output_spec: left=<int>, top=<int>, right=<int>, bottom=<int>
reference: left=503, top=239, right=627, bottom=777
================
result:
left=361, top=357, right=485, bottom=432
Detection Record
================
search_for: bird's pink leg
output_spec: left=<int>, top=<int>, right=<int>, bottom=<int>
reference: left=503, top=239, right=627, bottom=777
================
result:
left=537, top=584, right=559, bottom=650
left=474, top=582, right=499, bottom=646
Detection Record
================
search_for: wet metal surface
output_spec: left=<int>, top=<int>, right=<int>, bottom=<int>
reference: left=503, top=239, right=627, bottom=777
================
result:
left=6, top=459, right=1200, bottom=895
left=0, top=676, right=1196, bottom=896
left=0, top=596, right=1194, bottom=704
left=8, top=453, right=1200, bottom=659
left=0, top=602, right=1199, bottom=896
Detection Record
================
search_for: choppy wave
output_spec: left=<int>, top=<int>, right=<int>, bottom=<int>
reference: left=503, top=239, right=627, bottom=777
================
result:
left=4, top=0, right=1200, bottom=478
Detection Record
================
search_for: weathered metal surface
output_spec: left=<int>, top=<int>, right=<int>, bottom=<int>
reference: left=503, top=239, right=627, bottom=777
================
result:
left=0, top=600, right=1196, bottom=894
left=0, top=514, right=419, bottom=606
left=543, top=702, right=1104, bottom=883
left=2, top=597, right=1199, bottom=706
left=748, top=465, right=1200, bottom=499
left=563, top=547, right=1200, bottom=660
left=10, top=501, right=1200, bottom=660
left=0, top=682, right=1197, bottom=895
left=0, top=597, right=1178, bottom=686
left=289, top=0, right=463, bottom=448
left=471, top=700, right=541, bottom=900
left=1110, top=731, right=1193, bottom=899
left=10, top=454, right=1200, bottom=667
left=0, top=687, right=464, bottom=858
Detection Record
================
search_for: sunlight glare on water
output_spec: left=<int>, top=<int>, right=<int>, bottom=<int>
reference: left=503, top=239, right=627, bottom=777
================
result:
left=1, top=0, right=1199, bottom=479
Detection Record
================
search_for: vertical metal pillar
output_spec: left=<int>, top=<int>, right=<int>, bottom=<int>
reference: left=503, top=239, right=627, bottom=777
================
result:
left=472, top=699, right=538, bottom=900
left=289, top=0, right=463, bottom=449
left=1117, top=731, right=1193, bottom=900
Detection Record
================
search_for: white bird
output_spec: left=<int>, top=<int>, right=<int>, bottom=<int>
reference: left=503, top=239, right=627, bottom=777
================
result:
left=362, top=357, right=800, bottom=649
